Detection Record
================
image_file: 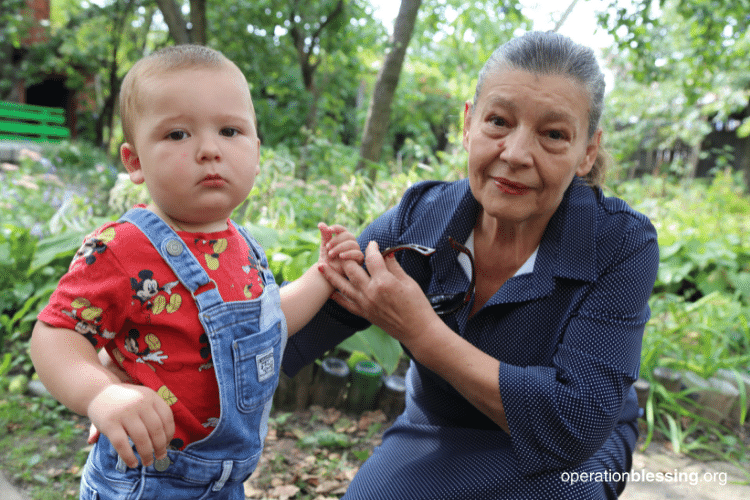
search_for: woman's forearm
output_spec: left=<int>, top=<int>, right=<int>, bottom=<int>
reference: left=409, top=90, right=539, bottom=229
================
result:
left=404, top=316, right=510, bottom=434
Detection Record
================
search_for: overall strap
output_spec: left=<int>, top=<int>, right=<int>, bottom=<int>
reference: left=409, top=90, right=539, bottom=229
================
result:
left=119, top=208, right=224, bottom=311
left=231, top=222, right=277, bottom=286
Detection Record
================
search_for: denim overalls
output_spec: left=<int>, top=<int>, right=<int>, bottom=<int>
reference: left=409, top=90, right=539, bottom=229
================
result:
left=80, top=208, right=287, bottom=500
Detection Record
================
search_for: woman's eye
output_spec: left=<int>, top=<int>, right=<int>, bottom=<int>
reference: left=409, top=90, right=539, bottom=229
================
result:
left=220, top=127, right=239, bottom=137
left=489, top=116, right=508, bottom=127
left=167, top=131, right=187, bottom=140
left=546, top=129, right=567, bottom=141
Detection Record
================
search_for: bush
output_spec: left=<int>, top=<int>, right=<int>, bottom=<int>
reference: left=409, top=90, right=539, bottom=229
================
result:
left=3, top=139, right=749, bottom=463
left=613, top=170, right=750, bottom=459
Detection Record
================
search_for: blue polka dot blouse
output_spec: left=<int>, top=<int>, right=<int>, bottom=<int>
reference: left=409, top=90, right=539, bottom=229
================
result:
left=283, top=177, right=660, bottom=499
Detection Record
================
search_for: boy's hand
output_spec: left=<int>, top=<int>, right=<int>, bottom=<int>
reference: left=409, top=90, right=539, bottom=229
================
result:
left=318, top=223, right=364, bottom=274
left=87, top=383, right=175, bottom=469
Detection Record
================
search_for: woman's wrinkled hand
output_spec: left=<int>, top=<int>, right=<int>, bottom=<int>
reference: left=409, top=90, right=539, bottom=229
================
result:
left=319, top=241, right=441, bottom=347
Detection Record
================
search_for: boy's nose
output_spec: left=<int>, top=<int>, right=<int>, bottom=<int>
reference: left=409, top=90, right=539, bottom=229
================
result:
left=197, top=136, right=221, bottom=162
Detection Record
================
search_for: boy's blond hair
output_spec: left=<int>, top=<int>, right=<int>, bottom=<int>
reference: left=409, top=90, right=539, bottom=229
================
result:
left=119, top=45, right=254, bottom=144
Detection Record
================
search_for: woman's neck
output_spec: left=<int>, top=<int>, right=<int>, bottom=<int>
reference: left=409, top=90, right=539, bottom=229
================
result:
left=468, top=211, right=545, bottom=316
left=474, top=211, right=545, bottom=267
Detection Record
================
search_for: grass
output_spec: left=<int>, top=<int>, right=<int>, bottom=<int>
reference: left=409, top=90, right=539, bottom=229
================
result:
left=0, top=391, right=89, bottom=499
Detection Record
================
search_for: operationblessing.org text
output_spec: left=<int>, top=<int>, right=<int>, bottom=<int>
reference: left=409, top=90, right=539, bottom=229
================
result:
left=560, top=469, right=728, bottom=487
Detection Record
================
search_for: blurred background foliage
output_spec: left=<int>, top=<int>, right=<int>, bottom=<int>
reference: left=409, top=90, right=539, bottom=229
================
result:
left=1, top=0, right=749, bottom=463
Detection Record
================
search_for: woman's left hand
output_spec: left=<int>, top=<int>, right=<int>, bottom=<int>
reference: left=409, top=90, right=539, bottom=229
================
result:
left=319, top=241, right=442, bottom=348
left=321, top=240, right=510, bottom=432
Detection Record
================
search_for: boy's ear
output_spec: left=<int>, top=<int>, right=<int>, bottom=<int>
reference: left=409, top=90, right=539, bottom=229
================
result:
left=120, top=143, right=145, bottom=184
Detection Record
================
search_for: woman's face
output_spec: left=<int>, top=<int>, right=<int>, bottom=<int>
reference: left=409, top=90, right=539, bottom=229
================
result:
left=463, top=67, right=600, bottom=230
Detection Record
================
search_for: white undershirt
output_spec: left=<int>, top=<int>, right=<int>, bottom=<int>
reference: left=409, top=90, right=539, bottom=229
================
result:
left=459, top=231, right=539, bottom=281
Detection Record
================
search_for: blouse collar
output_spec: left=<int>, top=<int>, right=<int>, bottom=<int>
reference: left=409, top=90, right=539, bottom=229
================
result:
left=453, top=177, right=599, bottom=305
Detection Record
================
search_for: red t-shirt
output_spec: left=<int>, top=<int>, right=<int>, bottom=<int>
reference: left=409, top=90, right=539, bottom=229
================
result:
left=38, top=212, right=266, bottom=450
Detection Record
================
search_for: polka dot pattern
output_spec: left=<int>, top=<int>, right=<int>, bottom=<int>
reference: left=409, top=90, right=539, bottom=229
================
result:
left=284, top=178, right=659, bottom=499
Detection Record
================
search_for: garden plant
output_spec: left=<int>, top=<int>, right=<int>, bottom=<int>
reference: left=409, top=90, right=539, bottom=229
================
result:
left=1, top=139, right=749, bottom=500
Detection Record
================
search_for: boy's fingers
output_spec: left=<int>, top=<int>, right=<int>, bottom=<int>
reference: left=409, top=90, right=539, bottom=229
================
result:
left=328, top=240, right=362, bottom=259
left=107, top=428, right=139, bottom=468
left=87, top=423, right=100, bottom=445
left=125, top=419, right=155, bottom=467
left=337, top=248, right=365, bottom=263
left=154, top=402, right=175, bottom=460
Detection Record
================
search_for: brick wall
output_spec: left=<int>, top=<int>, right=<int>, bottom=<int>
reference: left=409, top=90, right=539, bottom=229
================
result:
left=22, top=0, right=50, bottom=45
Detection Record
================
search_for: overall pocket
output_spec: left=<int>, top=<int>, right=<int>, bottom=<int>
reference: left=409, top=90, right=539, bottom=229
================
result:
left=232, top=321, right=282, bottom=413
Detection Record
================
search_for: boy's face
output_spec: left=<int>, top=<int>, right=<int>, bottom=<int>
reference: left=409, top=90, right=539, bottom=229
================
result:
left=121, top=64, right=260, bottom=232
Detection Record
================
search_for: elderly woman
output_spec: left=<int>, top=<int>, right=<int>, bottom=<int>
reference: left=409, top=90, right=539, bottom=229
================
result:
left=283, top=31, right=659, bottom=499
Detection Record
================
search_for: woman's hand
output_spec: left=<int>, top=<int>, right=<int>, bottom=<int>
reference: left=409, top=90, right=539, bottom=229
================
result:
left=320, top=241, right=442, bottom=350
left=320, top=240, right=510, bottom=433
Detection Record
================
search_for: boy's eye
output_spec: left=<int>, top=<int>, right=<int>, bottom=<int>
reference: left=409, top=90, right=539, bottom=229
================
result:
left=220, top=127, right=239, bottom=137
left=167, top=131, right=187, bottom=140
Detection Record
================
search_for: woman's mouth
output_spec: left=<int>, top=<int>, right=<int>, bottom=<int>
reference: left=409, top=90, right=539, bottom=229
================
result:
left=494, top=177, right=529, bottom=195
left=201, top=174, right=226, bottom=187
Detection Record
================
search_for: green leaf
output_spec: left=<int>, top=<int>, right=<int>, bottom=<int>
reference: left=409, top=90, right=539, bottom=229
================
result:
left=730, top=272, right=750, bottom=298
left=28, top=231, right=85, bottom=275
left=339, top=325, right=403, bottom=375
left=297, top=429, right=351, bottom=449
left=243, top=223, right=280, bottom=249
left=0, top=353, right=11, bottom=377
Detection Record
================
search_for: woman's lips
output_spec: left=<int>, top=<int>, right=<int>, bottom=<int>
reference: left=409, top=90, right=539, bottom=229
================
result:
left=494, top=177, right=529, bottom=195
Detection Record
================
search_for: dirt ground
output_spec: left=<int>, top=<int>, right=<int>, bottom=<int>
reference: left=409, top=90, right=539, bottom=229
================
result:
left=3, top=407, right=749, bottom=499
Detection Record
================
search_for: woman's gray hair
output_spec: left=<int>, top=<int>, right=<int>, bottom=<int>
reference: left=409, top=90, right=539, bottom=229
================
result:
left=472, top=31, right=608, bottom=186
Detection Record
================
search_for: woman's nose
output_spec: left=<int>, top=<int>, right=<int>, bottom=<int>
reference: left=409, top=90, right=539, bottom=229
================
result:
left=499, top=128, right=533, bottom=168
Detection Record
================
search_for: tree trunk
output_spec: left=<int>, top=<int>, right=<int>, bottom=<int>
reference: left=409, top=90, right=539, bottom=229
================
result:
left=357, top=0, right=422, bottom=180
left=154, top=0, right=191, bottom=44
left=189, top=0, right=207, bottom=45
left=287, top=0, right=344, bottom=179
left=553, top=0, right=580, bottom=32
left=95, top=0, right=135, bottom=149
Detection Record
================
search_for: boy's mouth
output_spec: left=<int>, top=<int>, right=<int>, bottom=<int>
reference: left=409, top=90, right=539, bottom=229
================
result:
left=201, top=174, right=226, bottom=187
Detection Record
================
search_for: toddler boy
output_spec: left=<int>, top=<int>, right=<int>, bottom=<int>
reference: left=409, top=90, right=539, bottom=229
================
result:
left=30, top=45, right=362, bottom=499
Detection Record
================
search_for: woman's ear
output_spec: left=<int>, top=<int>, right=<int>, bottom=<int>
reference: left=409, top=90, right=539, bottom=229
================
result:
left=576, top=129, right=601, bottom=177
left=462, top=101, right=473, bottom=152
left=120, top=143, right=145, bottom=184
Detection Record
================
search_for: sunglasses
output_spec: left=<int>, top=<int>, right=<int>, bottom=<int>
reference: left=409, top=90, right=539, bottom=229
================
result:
left=381, top=236, right=476, bottom=316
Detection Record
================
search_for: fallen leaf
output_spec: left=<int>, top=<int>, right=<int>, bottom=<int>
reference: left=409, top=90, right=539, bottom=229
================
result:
left=357, top=410, right=387, bottom=431
left=269, top=484, right=300, bottom=499
left=332, top=484, right=349, bottom=495
left=243, top=483, right=264, bottom=498
left=320, top=408, right=342, bottom=425
left=315, top=479, right=343, bottom=494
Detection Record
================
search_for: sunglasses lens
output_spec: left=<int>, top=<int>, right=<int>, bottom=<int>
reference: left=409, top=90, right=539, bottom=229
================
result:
left=387, top=236, right=475, bottom=317
left=428, top=293, right=467, bottom=316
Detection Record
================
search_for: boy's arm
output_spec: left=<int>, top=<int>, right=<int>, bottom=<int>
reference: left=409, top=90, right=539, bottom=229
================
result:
left=30, top=322, right=174, bottom=468
left=280, top=223, right=363, bottom=336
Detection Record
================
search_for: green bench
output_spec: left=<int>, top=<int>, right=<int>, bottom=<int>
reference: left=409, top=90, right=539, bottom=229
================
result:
left=0, top=101, right=70, bottom=144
